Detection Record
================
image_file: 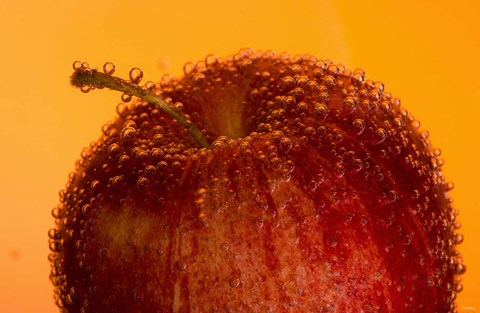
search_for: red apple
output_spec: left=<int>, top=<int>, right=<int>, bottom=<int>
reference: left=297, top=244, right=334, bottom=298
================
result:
left=49, top=49, right=464, bottom=312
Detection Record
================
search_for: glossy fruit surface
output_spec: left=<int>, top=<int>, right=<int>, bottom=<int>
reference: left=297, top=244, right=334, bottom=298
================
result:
left=49, top=49, right=464, bottom=312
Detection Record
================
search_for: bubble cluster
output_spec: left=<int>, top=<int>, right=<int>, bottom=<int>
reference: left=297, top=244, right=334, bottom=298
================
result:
left=52, top=49, right=462, bottom=312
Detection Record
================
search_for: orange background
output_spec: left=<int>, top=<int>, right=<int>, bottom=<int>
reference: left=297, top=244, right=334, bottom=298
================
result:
left=0, top=0, right=478, bottom=312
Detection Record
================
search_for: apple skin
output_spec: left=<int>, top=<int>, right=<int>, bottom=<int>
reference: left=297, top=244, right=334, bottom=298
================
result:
left=49, top=49, right=463, bottom=312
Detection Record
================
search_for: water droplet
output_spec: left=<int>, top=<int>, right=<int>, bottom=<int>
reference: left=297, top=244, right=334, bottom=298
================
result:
left=103, top=62, right=115, bottom=75
left=129, top=67, right=143, bottom=84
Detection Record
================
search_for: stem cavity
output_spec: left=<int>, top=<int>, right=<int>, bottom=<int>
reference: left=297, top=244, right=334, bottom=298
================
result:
left=70, top=61, right=210, bottom=149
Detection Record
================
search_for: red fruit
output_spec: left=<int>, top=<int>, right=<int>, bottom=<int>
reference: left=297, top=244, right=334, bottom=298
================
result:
left=50, top=49, right=464, bottom=312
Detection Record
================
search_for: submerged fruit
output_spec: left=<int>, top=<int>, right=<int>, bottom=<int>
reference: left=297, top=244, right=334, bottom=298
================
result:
left=50, top=49, right=464, bottom=312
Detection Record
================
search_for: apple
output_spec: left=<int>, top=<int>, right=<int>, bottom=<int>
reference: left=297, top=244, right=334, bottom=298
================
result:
left=49, top=49, right=464, bottom=312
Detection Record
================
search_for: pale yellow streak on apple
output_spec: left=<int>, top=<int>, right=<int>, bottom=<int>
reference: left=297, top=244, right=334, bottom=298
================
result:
left=270, top=179, right=393, bottom=310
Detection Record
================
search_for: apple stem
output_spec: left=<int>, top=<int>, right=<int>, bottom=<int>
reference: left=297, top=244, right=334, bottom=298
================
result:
left=70, top=62, right=211, bottom=149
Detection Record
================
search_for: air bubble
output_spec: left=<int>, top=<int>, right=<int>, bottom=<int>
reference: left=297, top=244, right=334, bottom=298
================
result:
left=65, top=293, right=75, bottom=306
left=454, top=233, right=464, bottom=245
left=279, top=137, right=293, bottom=154
left=205, top=54, right=218, bottom=66
left=403, top=235, right=412, bottom=245
left=121, top=127, right=136, bottom=141
left=49, top=240, right=63, bottom=252
left=80, top=85, right=91, bottom=93
left=352, top=158, right=364, bottom=172
left=109, top=143, right=120, bottom=154
left=343, top=96, right=357, bottom=113
left=133, top=292, right=144, bottom=303
left=327, top=236, right=338, bottom=247
left=229, top=277, right=240, bottom=288
left=175, top=260, right=187, bottom=271
left=375, top=128, right=387, bottom=144
left=327, top=64, right=339, bottom=76
left=137, top=177, right=149, bottom=190
left=271, top=130, right=284, bottom=141
left=183, top=62, right=196, bottom=75
left=211, top=140, right=227, bottom=150
left=314, top=103, right=329, bottom=121
left=324, top=75, right=336, bottom=88
left=121, top=93, right=132, bottom=103
left=112, top=176, right=124, bottom=188
left=193, top=73, right=206, bottom=83
left=143, top=81, right=156, bottom=92
left=98, top=248, right=111, bottom=260
left=174, top=102, right=184, bottom=111
left=103, top=62, right=115, bottom=75
left=48, top=228, right=61, bottom=240
left=129, top=68, right=143, bottom=84
left=116, top=102, right=129, bottom=117
left=297, top=102, right=308, bottom=112
left=270, top=157, right=282, bottom=171
left=81, top=204, right=92, bottom=217
left=220, top=243, right=230, bottom=251
left=73, top=61, right=83, bottom=70
left=352, top=119, right=365, bottom=135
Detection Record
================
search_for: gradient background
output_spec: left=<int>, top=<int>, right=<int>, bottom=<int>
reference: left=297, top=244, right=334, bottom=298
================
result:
left=0, top=0, right=478, bottom=312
